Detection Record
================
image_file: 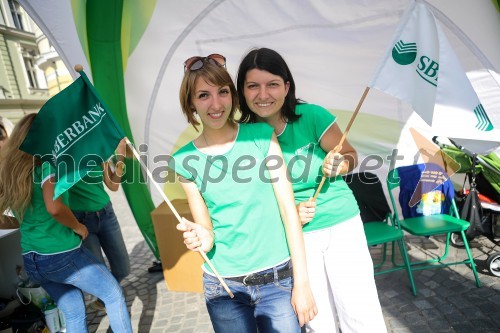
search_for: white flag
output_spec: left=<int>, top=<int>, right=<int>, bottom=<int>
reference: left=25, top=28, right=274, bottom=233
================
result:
left=369, top=0, right=496, bottom=143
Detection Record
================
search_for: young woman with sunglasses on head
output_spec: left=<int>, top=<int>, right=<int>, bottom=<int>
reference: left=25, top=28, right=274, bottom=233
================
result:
left=0, top=114, right=132, bottom=333
left=237, top=48, right=387, bottom=333
left=174, top=54, right=317, bottom=332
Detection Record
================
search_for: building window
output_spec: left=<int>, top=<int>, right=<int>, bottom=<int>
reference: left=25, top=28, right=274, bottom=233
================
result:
left=23, top=49, right=39, bottom=88
left=9, top=0, right=24, bottom=30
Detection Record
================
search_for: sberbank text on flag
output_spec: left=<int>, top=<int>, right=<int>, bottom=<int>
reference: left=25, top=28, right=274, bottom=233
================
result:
left=20, top=70, right=125, bottom=199
left=368, top=0, right=496, bottom=144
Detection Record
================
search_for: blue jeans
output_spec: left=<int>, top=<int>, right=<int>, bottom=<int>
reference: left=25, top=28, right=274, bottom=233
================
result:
left=203, top=261, right=300, bottom=333
left=23, top=246, right=132, bottom=333
left=73, top=202, right=130, bottom=283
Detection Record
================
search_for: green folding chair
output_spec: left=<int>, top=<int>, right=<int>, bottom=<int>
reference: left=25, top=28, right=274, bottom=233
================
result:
left=386, top=163, right=481, bottom=288
left=344, top=172, right=417, bottom=296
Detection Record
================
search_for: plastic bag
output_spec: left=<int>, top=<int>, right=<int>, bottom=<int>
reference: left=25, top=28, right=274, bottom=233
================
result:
left=16, top=286, right=51, bottom=309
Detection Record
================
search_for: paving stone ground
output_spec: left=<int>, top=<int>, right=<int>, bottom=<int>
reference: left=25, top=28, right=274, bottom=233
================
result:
left=87, top=189, right=500, bottom=333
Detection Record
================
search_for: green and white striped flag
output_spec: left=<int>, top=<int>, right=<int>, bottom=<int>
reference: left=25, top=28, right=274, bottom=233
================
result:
left=20, top=71, right=125, bottom=199
left=369, top=0, right=495, bottom=140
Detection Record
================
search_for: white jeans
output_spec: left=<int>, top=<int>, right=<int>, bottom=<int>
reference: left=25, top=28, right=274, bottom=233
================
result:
left=303, top=215, right=387, bottom=333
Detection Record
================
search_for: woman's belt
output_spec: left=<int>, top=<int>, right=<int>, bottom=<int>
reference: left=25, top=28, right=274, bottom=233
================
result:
left=225, top=264, right=292, bottom=286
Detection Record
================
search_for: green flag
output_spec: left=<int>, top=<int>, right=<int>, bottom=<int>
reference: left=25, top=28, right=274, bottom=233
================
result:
left=20, top=71, right=125, bottom=199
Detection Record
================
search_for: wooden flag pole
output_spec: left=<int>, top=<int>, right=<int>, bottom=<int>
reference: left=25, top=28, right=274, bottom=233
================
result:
left=123, top=138, right=235, bottom=298
left=312, top=87, right=371, bottom=201
left=74, top=64, right=84, bottom=72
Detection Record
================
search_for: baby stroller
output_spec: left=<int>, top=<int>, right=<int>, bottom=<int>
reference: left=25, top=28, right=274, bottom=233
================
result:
left=433, top=136, right=500, bottom=277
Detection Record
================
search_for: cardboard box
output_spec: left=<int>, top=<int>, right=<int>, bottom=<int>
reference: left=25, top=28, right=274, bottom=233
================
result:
left=151, top=199, right=204, bottom=293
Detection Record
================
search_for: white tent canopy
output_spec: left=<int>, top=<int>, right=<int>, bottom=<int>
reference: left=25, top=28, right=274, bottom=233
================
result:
left=20, top=0, right=500, bottom=206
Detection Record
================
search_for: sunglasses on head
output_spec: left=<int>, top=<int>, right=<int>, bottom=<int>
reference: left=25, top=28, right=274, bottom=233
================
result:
left=184, top=53, right=226, bottom=72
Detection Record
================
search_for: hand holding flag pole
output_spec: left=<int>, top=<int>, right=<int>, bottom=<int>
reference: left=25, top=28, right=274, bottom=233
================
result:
left=312, top=87, right=370, bottom=201
left=121, top=137, right=235, bottom=298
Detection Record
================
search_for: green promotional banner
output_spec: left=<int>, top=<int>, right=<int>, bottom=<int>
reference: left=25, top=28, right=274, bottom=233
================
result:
left=20, top=71, right=125, bottom=199
left=86, top=0, right=159, bottom=259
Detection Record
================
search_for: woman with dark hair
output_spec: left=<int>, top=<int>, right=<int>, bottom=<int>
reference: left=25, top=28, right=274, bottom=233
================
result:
left=237, top=47, right=386, bottom=333
left=174, top=54, right=317, bottom=332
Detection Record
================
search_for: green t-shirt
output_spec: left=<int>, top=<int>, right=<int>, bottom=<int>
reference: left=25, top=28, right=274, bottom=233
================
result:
left=20, top=162, right=81, bottom=254
left=173, top=123, right=290, bottom=277
left=278, top=103, right=359, bottom=232
left=68, top=168, right=110, bottom=212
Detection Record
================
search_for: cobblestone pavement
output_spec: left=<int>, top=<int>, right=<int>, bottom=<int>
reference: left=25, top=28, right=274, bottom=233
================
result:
left=87, top=189, right=500, bottom=333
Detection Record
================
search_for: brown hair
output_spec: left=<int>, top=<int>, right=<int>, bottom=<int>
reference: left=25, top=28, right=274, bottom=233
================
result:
left=0, top=113, right=37, bottom=220
left=179, top=61, right=239, bottom=131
